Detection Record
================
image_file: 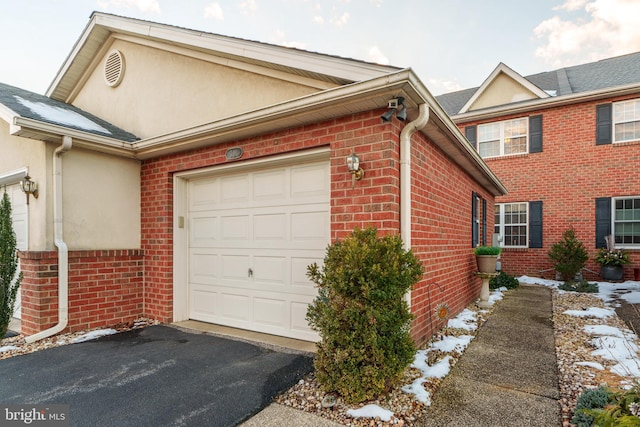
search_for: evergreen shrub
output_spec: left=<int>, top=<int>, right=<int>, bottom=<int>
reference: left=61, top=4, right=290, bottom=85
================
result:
left=548, top=227, right=588, bottom=282
left=306, top=227, right=423, bottom=403
left=0, top=189, right=21, bottom=338
left=489, top=271, right=520, bottom=290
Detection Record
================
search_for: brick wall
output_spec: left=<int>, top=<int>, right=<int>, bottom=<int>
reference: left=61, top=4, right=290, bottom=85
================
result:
left=458, top=93, right=640, bottom=280
left=409, top=131, right=494, bottom=343
left=19, top=250, right=143, bottom=335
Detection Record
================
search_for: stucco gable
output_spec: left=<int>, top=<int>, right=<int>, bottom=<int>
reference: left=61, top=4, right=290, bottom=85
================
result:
left=50, top=12, right=402, bottom=139
left=459, top=63, right=549, bottom=114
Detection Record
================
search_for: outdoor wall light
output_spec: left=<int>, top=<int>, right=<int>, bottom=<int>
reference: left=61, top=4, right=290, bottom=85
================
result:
left=381, top=97, right=406, bottom=123
left=20, top=175, right=38, bottom=205
left=346, top=152, right=364, bottom=187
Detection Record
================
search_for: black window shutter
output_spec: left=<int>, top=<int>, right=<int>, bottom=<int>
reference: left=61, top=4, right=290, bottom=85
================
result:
left=482, top=198, right=487, bottom=246
left=596, top=104, right=612, bottom=145
left=529, top=201, right=543, bottom=248
left=472, top=192, right=478, bottom=247
left=529, top=115, right=543, bottom=153
left=465, top=126, right=477, bottom=150
left=595, top=197, right=612, bottom=248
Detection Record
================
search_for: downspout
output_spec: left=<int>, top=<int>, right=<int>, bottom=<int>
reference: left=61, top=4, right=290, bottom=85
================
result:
left=399, top=103, right=429, bottom=307
left=26, top=135, right=72, bottom=343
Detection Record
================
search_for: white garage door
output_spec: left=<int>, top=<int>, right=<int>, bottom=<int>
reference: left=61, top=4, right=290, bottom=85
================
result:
left=187, top=160, right=330, bottom=341
left=6, top=184, right=27, bottom=319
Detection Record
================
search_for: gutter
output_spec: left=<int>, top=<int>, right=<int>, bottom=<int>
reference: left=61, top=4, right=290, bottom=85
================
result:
left=25, top=136, right=72, bottom=343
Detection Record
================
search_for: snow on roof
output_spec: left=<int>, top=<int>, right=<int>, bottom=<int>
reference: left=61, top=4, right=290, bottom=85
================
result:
left=14, top=96, right=111, bottom=135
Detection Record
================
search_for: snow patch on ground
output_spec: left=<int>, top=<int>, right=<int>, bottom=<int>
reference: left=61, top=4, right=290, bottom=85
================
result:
left=70, top=329, right=117, bottom=343
left=447, top=309, right=477, bottom=331
left=346, top=404, right=393, bottom=421
left=575, top=361, right=604, bottom=370
left=564, top=307, right=616, bottom=318
left=0, top=345, right=18, bottom=352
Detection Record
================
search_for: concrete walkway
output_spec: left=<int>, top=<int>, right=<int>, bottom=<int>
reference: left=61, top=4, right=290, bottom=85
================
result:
left=417, top=284, right=561, bottom=426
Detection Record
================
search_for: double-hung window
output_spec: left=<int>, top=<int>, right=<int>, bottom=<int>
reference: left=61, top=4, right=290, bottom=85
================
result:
left=614, top=99, right=640, bottom=143
left=477, top=118, right=528, bottom=158
left=614, top=197, right=640, bottom=245
left=495, top=202, right=529, bottom=247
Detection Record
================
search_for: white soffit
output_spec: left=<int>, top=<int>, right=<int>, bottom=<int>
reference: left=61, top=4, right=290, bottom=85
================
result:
left=459, top=63, right=550, bottom=114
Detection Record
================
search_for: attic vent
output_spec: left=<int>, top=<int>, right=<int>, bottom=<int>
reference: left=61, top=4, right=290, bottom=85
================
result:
left=104, top=50, right=125, bottom=87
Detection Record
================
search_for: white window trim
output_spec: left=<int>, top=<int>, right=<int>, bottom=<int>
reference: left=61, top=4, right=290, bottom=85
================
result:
left=478, top=118, right=529, bottom=159
left=495, top=202, right=529, bottom=248
left=613, top=99, right=640, bottom=144
left=612, top=195, right=640, bottom=248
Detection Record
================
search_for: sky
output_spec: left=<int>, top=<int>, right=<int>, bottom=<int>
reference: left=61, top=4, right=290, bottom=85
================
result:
left=1, top=0, right=640, bottom=96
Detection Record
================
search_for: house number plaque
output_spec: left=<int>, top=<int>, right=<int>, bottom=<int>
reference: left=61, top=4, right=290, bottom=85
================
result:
left=226, top=147, right=243, bottom=160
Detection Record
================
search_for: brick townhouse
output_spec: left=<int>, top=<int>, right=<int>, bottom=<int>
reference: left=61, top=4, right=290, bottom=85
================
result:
left=436, top=53, right=640, bottom=280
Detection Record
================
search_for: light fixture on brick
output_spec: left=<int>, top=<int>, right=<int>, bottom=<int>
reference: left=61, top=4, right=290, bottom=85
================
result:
left=346, top=152, right=364, bottom=188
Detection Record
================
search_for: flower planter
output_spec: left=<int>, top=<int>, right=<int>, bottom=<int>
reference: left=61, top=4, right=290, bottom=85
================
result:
left=476, top=255, right=498, bottom=273
left=600, top=265, right=624, bottom=282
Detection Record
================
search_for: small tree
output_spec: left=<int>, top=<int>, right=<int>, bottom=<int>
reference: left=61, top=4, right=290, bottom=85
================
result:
left=306, top=227, right=423, bottom=403
left=548, top=226, right=588, bottom=282
left=0, top=188, right=21, bottom=338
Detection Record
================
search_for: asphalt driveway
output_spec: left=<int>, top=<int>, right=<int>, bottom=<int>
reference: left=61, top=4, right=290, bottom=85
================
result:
left=0, top=325, right=313, bottom=426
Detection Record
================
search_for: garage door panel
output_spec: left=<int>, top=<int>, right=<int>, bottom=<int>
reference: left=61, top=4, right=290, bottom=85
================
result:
left=190, top=287, right=219, bottom=318
left=292, top=211, right=329, bottom=241
left=190, top=216, right=218, bottom=247
left=253, top=297, right=286, bottom=328
left=221, top=255, right=251, bottom=281
left=220, top=215, right=251, bottom=240
left=189, top=251, right=219, bottom=284
left=253, top=169, right=286, bottom=201
left=187, top=159, right=328, bottom=341
left=252, top=256, right=287, bottom=284
left=254, top=213, right=286, bottom=240
left=291, top=257, right=321, bottom=293
left=291, top=163, right=330, bottom=198
left=221, top=175, right=250, bottom=204
left=220, top=292, right=251, bottom=322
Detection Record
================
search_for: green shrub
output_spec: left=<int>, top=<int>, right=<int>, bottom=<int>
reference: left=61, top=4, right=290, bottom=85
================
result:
left=306, top=227, right=423, bottom=403
left=558, top=280, right=599, bottom=293
left=572, top=386, right=614, bottom=427
left=0, top=189, right=21, bottom=338
left=590, top=383, right=640, bottom=426
left=473, top=245, right=501, bottom=256
left=548, top=227, right=588, bottom=283
left=489, top=271, right=520, bottom=290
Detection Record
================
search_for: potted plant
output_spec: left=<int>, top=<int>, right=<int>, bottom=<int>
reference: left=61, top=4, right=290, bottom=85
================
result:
left=474, top=245, right=501, bottom=273
left=595, top=237, right=630, bottom=282
left=548, top=227, right=588, bottom=282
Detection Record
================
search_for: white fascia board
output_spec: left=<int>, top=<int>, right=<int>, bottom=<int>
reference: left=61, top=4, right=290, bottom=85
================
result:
left=12, top=117, right=137, bottom=159
left=459, top=63, right=550, bottom=114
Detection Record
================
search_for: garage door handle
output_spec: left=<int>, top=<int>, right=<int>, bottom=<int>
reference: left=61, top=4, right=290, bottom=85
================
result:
left=248, top=268, right=253, bottom=278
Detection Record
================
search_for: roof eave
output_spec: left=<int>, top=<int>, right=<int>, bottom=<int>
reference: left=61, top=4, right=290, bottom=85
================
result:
left=11, top=116, right=137, bottom=158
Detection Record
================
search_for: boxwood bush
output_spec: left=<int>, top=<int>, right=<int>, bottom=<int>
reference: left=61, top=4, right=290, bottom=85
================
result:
left=306, top=227, right=423, bottom=403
